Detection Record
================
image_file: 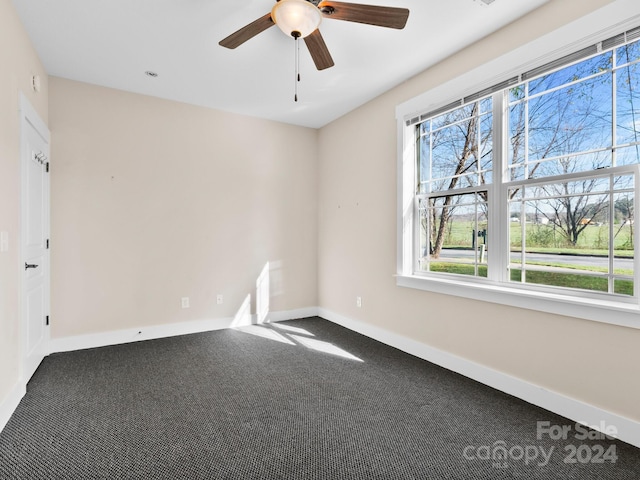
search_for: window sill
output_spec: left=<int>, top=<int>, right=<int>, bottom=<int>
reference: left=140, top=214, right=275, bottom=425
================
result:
left=396, top=274, right=640, bottom=330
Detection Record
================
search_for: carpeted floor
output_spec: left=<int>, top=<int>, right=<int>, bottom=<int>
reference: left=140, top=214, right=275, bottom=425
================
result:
left=0, top=316, right=638, bottom=479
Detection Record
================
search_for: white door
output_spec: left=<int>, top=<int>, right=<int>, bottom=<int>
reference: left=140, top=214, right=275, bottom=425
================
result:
left=21, top=100, right=50, bottom=383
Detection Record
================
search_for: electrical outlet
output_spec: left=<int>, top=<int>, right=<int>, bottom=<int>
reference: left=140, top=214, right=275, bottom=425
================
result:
left=181, top=297, right=190, bottom=309
left=217, top=294, right=223, bottom=305
left=356, top=296, right=362, bottom=308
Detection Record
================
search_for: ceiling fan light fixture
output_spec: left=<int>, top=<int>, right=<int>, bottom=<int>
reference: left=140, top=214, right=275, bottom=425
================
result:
left=271, top=0, right=322, bottom=39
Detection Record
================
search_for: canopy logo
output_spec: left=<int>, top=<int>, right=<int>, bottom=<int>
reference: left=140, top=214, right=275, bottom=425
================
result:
left=462, top=421, right=619, bottom=469
left=462, top=441, right=554, bottom=469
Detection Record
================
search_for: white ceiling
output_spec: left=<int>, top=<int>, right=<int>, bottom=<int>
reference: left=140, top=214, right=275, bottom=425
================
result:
left=13, top=0, right=550, bottom=128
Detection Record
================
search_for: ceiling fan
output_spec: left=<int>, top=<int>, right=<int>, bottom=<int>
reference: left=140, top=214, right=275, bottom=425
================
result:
left=219, top=0, right=410, bottom=71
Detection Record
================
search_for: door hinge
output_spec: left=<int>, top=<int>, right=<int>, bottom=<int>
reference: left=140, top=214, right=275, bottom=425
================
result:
left=45, top=315, right=49, bottom=326
left=46, top=238, right=49, bottom=249
left=46, top=162, right=49, bottom=173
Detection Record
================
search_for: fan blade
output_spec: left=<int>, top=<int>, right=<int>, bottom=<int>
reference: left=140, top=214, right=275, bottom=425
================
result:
left=219, top=13, right=274, bottom=49
left=318, top=1, right=409, bottom=29
left=304, top=29, right=335, bottom=70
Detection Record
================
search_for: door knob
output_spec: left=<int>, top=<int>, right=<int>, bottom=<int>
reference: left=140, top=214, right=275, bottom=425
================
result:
left=25, top=263, right=39, bottom=270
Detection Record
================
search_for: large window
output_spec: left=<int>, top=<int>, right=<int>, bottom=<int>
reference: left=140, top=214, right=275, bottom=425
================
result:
left=398, top=20, right=640, bottom=326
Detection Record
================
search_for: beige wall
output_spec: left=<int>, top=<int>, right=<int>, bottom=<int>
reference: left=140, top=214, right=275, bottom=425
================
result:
left=4, top=0, right=638, bottom=431
left=0, top=0, right=48, bottom=404
left=49, top=78, right=317, bottom=337
left=318, top=0, right=640, bottom=422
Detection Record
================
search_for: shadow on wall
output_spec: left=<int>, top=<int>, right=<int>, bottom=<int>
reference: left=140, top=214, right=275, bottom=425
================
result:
left=229, top=262, right=362, bottom=362
left=230, top=262, right=270, bottom=328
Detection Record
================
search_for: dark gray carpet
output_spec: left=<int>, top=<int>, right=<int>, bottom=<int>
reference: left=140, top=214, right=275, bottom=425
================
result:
left=0, top=316, right=638, bottom=479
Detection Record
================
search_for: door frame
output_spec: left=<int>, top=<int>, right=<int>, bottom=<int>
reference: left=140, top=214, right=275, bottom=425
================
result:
left=19, top=92, right=51, bottom=383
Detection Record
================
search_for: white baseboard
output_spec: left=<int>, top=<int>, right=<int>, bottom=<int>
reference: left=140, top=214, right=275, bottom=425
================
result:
left=318, top=308, right=640, bottom=450
left=48, top=307, right=321, bottom=354
left=49, top=317, right=234, bottom=353
left=266, top=306, right=319, bottom=323
left=2, top=308, right=320, bottom=435
left=0, top=381, right=26, bottom=434
left=42, top=306, right=640, bottom=448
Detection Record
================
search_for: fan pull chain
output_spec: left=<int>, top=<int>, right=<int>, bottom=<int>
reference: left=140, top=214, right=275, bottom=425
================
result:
left=295, top=34, right=300, bottom=102
left=291, top=31, right=301, bottom=102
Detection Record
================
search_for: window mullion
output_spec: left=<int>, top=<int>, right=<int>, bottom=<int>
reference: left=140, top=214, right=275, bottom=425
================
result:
left=612, top=47, right=618, bottom=167
left=608, top=174, right=615, bottom=294
left=488, top=91, right=506, bottom=283
left=524, top=83, right=529, bottom=180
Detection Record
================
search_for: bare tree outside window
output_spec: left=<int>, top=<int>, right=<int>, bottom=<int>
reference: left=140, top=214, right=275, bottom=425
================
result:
left=416, top=35, right=640, bottom=295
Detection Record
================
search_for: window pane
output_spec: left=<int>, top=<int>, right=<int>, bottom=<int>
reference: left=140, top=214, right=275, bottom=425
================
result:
left=419, top=120, right=430, bottom=136
left=479, top=112, right=493, bottom=178
left=508, top=101, right=525, bottom=176
left=614, top=279, right=634, bottom=295
left=430, top=262, right=488, bottom=278
left=418, top=198, right=429, bottom=263
left=419, top=135, right=430, bottom=187
left=616, top=62, right=640, bottom=148
left=431, top=120, right=477, bottom=180
left=527, top=150, right=612, bottom=179
left=480, top=97, right=492, bottom=115
left=419, top=193, right=488, bottom=277
left=509, top=199, right=524, bottom=257
left=616, top=144, right=640, bottom=166
left=613, top=191, right=634, bottom=277
left=431, top=104, right=475, bottom=131
left=528, top=51, right=612, bottom=95
left=509, top=85, right=526, bottom=103
left=528, top=76, right=612, bottom=163
left=616, top=39, right=640, bottom=68
left=517, top=269, right=609, bottom=293
left=525, top=194, right=608, bottom=245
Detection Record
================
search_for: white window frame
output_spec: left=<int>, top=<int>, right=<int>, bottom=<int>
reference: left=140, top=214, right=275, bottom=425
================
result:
left=395, top=5, right=640, bottom=329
